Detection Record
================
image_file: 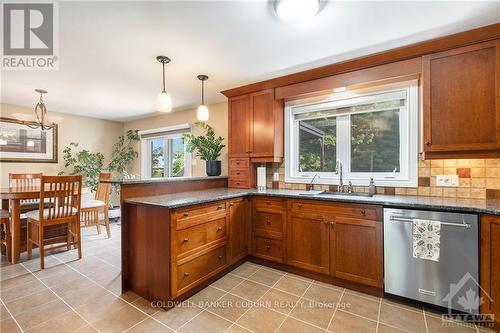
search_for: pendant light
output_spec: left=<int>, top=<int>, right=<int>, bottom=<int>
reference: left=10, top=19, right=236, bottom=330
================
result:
left=156, top=55, right=172, bottom=112
left=13, top=89, right=62, bottom=130
left=196, top=75, right=209, bottom=121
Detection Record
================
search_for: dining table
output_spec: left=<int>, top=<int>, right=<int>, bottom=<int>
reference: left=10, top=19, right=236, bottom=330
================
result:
left=0, top=185, right=79, bottom=264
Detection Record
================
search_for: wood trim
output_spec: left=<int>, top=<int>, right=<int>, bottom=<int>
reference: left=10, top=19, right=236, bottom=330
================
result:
left=221, top=23, right=500, bottom=97
left=275, top=58, right=422, bottom=100
left=480, top=215, right=492, bottom=315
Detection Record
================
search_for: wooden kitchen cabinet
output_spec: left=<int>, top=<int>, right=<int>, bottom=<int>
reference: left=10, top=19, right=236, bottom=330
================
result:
left=228, top=95, right=251, bottom=157
left=228, top=198, right=249, bottom=264
left=423, top=40, right=500, bottom=158
left=330, top=217, right=383, bottom=288
left=287, top=200, right=383, bottom=287
left=287, top=207, right=330, bottom=274
left=480, top=215, right=500, bottom=329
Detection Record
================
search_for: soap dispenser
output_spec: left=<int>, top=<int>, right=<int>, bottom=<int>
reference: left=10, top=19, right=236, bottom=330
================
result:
left=368, top=178, right=376, bottom=195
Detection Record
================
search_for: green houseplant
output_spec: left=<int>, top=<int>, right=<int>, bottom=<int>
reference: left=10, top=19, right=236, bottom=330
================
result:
left=107, top=129, right=140, bottom=178
left=183, top=122, right=225, bottom=176
left=60, top=142, right=105, bottom=192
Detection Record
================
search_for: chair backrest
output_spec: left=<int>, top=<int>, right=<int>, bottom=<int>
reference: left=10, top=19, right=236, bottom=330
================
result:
left=95, top=172, right=112, bottom=204
left=39, top=175, right=82, bottom=222
left=9, top=173, right=42, bottom=188
left=9, top=173, right=43, bottom=204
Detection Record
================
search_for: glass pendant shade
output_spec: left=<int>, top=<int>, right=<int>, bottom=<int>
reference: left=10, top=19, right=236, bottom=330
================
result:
left=157, top=91, right=172, bottom=112
left=276, top=0, right=320, bottom=23
left=197, top=104, right=209, bottom=121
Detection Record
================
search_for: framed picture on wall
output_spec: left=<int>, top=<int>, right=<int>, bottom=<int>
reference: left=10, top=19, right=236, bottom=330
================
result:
left=0, top=117, right=58, bottom=163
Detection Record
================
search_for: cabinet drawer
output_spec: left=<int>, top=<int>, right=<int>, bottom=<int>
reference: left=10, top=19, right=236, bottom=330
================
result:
left=253, top=197, right=285, bottom=212
left=254, top=211, right=283, bottom=236
left=176, top=217, right=226, bottom=257
left=174, top=202, right=227, bottom=229
left=290, top=200, right=379, bottom=221
left=229, top=179, right=250, bottom=188
left=254, top=236, right=283, bottom=262
left=229, top=168, right=249, bottom=179
left=176, top=245, right=227, bottom=292
left=229, top=158, right=250, bottom=169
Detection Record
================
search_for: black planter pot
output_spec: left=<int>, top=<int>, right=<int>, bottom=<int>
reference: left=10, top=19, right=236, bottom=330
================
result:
left=206, top=160, right=222, bottom=176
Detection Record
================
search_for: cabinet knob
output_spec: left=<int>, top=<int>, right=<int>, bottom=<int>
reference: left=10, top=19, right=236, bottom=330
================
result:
left=298, top=204, right=302, bottom=208
left=217, top=227, right=223, bottom=231
left=183, top=213, right=189, bottom=217
left=236, top=161, right=240, bottom=165
left=361, top=210, right=366, bottom=215
left=425, top=141, right=431, bottom=146
left=184, top=272, right=189, bottom=277
left=183, top=238, right=189, bottom=242
left=324, top=221, right=328, bottom=225
left=330, top=221, right=335, bottom=226
left=236, top=172, right=240, bottom=175
left=266, top=245, right=271, bottom=251
left=218, top=255, right=223, bottom=260
left=218, top=205, right=223, bottom=209
left=229, top=202, right=234, bottom=206
left=266, top=201, right=270, bottom=205
left=266, top=220, right=271, bottom=225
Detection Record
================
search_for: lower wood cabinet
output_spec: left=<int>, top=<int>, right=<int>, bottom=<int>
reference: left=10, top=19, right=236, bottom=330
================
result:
left=480, top=215, right=500, bottom=328
left=287, top=200, right=383, bottom=288
left=287, top=210, right=330, bottom=274
left=228, top=198, right=249, bottom=264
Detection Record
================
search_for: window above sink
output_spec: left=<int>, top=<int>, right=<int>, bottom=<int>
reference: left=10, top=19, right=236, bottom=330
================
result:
left=285, top=80, right=419, bottom=187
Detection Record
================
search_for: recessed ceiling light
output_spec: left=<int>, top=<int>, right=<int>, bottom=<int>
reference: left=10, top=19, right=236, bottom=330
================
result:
left=275, top=0, right=320, bottom=23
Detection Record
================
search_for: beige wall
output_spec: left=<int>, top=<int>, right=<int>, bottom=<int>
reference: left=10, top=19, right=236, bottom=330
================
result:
left=123, top=101, right=228, bottom=178
left=0, top=103, right=124, bottom=188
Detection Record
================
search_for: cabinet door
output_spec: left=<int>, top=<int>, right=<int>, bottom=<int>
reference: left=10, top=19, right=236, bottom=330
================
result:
left=287, top=213, right=330, bottom=274
left=423, top=40, right=500, bottom=154
left=228, top=199, right=248, bottom=264
left=250, top=89, right=275, bottom=157
left=228, top=95, right=250, bottom=157
left=330, top=217, right=383, bottom=287
left=480, top=215, right=500, bottom=326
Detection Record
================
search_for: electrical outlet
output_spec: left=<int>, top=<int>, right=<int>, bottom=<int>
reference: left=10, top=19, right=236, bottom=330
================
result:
left=436, top=175, right=459, bottom=187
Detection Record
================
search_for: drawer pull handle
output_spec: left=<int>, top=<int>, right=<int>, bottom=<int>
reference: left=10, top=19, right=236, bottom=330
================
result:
left=184, top=272, right=189, bottom=277
left=266, top=245, right=271, bottom=251
left=217, top=227, right=223, bottom=231
left=229, top=202, right=234, bottom=206
left=266, top=201, right=270, bottom=205
left=361, top=210, right=366, bottom=215
left=425, top=141, right=431, bottom=146
left=183, top=238, right=189, bottom=242
left=266, top=220, right=271, bottom=225
left=218, top=205, right=223, bottom=209
left=298, top=204, right=302, bottom=208
left=236, top=161, right=240, bottom=164
left=236, top=172, right=240, bottom=175
left=330, top=222, right=335, bottom=227
left=218, top=255, right=223, bottom=260
left=183, top=213, right=189, bottom=217
left=324, top=221, right=328, bottom=225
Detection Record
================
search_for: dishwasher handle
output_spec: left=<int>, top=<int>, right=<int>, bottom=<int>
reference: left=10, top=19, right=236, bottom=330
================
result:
left=389, top=215, right=471, bottom=229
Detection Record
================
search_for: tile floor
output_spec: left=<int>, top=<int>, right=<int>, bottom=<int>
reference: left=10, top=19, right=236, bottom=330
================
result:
left=0, top=224, right=493, bottom=333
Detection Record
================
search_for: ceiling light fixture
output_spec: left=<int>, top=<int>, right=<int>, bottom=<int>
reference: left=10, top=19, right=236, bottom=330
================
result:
left=196, top=75, right=209, bottom=121
left=275, top=0, right=320, bottom=23
left=13, top=89, right=61, bottom=130
left=156, top=55, right=172, bottom=112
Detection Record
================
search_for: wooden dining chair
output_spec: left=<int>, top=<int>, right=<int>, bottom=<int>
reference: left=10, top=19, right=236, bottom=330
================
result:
left=26, top=175, right=82, bottom=269
left=9, top=173, right=43, bottom=212
left=80, top=172, right=112, bottom=238
left=0, top=209, right=11, bottom=262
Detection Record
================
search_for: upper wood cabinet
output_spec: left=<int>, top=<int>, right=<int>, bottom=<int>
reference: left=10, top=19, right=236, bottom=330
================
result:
left=423, top=40, right=500, bottom=158
left=480, top=215, right=500, bottom=330
left=228, top=89, right=283, bottom=162
left=228, top=95, right=251, bottom=157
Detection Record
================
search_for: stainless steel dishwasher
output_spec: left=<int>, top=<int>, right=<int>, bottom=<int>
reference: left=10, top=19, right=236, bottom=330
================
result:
left=384, top=208, right=479, bottom=313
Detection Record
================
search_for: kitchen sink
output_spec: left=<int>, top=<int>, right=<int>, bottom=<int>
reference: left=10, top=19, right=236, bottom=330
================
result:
left=319, top=191, right=375, bottom=197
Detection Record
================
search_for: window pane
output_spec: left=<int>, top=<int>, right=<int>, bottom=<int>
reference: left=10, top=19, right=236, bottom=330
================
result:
left=150, top=139, right=165, bottom=178
left=171, top=137, right=185, bottom=177
left=298, top=117, right=336, bottom=172
left=351, top=109, right=400, bottom=173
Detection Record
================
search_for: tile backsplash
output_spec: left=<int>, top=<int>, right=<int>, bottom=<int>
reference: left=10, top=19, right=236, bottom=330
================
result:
left=265, top=159, right=500, bottom=199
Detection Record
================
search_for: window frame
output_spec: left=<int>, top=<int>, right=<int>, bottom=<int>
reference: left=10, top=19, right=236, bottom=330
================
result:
left=140, top=125, right=192, bottom=179
left=284, top=80, right=419, bottom=187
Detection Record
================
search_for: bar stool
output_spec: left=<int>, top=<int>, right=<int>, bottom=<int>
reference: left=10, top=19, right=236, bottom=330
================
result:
left=0, top=209, right=11, bottom=262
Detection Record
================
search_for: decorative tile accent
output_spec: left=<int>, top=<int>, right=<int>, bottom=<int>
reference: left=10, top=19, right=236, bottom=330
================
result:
left=486, top=189, right=500, bottom=199
left=268, top=158, right=500, bottom=199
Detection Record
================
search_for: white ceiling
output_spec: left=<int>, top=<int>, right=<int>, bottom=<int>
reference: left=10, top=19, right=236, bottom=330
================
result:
left=2, top=1, right=499, bottom=122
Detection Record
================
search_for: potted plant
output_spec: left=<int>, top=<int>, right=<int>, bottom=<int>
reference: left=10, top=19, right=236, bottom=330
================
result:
left=184, top=122, right=225, bottom=176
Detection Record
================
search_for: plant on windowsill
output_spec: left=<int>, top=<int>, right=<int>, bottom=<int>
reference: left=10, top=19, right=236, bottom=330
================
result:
left=183, top=122, right=225, bottom=176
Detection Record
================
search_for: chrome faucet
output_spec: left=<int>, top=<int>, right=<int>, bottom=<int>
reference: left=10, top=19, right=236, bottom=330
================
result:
left=309, top=173, right=320, bottom=190
left=336, top=160, right=345, bottom=192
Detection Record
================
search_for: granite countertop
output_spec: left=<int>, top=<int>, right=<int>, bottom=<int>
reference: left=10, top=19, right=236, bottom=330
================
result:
left=102, top=176, right=228, bottom=185
left=124, top=187, right=500, bottom=215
